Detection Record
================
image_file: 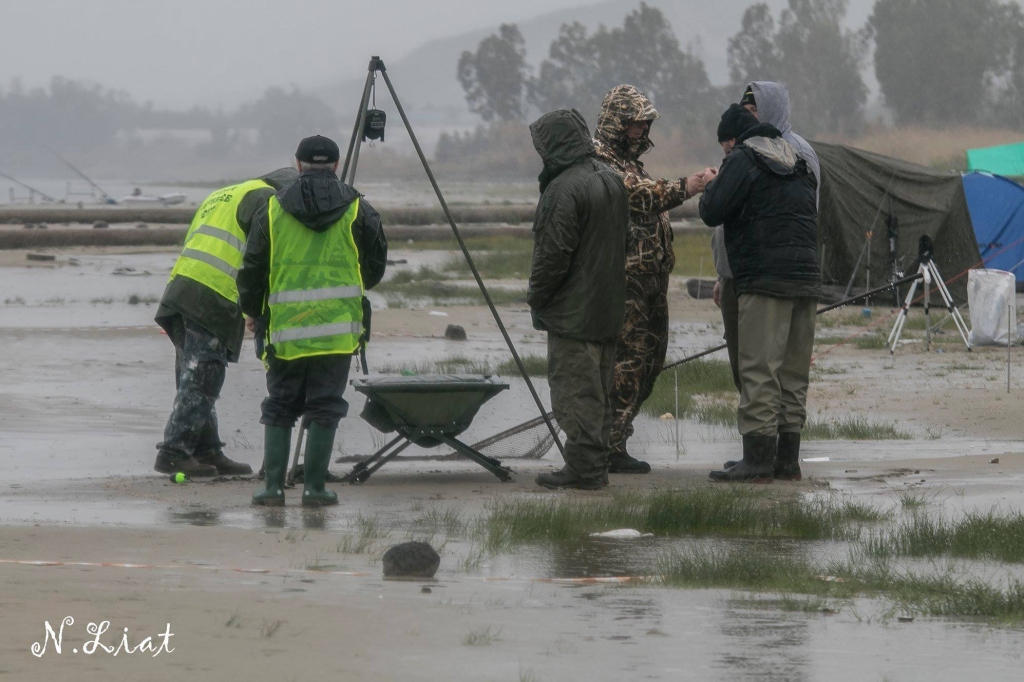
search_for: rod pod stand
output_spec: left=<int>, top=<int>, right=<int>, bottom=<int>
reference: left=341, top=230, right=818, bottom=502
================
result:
left=341, top=56, right=564, bottom=456
left=886, top=259, right=971, bottom=353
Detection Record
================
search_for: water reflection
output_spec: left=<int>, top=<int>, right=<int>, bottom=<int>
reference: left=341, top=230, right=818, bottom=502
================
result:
left=545, top=538, right=662, bottom=578
left=166, top=506, right=220, bottom=527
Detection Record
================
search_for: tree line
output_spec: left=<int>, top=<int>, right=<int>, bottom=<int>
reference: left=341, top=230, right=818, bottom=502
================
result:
left=455, top=0, right=1024, bottom=136
left=0, top=78, right=337, bottom=161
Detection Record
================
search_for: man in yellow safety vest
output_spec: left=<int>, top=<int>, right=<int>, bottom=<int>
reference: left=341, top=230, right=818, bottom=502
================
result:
left=238, top=135, right=387, bottom=507
left=154, top=167, right=296, bottom=478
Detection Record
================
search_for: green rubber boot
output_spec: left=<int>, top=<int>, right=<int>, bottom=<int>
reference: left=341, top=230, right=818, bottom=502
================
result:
left=302, top=422, right=339, bottom=507
left=252, top=426, right=290, bottom=507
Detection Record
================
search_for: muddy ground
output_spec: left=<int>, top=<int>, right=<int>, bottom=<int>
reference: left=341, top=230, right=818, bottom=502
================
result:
left=2, top=246, right=1024, bottom=681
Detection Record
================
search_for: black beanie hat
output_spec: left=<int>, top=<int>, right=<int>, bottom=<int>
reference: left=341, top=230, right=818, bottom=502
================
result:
left=717, top=103, right=760, bottom=143
left=295, top=135, right=340, bottom=163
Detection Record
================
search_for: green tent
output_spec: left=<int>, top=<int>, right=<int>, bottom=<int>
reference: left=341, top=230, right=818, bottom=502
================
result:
left=811, top=142, right=981, bottom=304
left=967, top=142, right=1024, bottom=178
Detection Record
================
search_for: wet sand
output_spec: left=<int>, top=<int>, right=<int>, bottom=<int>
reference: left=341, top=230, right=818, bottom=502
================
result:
left=3, top=248, right=1024, bottom=680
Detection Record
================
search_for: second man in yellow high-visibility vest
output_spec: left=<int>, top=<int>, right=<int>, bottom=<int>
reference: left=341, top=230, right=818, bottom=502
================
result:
left=154, top=167, right=297, bottom=478
left=238, top=135, right=387, bottom=507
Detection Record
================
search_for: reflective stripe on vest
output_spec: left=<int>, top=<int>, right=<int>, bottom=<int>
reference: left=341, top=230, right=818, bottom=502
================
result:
left=168, top=178, right=270, bottom=303
left=267, top=284, right=362, bottom=305
left=266, top=196, right=363, bottom=360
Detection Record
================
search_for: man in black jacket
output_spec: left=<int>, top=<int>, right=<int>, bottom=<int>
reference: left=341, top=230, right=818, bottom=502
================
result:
left=238, top=135, right=387, bottom=506
left=699, top=105, right=821, bottom=483
left=154, top=167, right=297, bottom=478
left=527, top=109, right=631, bottom=490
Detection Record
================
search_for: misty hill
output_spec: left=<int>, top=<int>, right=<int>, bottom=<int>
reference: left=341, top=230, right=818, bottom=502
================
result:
left=334, top=0, right=876, bottom=123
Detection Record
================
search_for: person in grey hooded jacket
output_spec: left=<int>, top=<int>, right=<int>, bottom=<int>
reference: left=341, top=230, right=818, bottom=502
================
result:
left=700, top=104, right=820, bottom=484
left=710, top=81, right=821, bottom=392
left=527, top=109, right=630, bottom=490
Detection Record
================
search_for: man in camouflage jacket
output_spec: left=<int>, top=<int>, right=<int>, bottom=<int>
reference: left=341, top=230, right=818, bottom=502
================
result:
left=593, top=84, right=708, bottom=474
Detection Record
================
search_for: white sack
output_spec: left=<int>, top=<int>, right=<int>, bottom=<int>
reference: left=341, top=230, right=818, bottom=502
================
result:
left=967, top=269, right=1017, bottom=346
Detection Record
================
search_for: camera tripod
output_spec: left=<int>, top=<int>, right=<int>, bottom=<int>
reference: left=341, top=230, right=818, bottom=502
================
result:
left=886, top=257, right=971, bottom=354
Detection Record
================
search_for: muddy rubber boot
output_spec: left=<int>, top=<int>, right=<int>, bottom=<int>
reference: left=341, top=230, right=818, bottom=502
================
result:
left=709, top=435, right=774, bottom=483
left=301, top=422, right=339, bottom=507
left=775, top=432, right=803, bottom=481
left=607, top=452, right=652, bottom=474
left=154, top=451, right=217, bottom=477
left=536, top=468, right=603, bottom=491
left=196, top=447, right=253, bottom=476
left=252, top=426, right=290, bottom=506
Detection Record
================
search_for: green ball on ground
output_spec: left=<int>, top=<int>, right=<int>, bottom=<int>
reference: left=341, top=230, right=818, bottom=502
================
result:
left=171, top=472, right=187, bottom=484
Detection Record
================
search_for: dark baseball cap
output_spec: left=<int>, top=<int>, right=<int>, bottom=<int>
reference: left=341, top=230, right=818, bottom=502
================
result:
left=295, top=135, right=340, bottom=163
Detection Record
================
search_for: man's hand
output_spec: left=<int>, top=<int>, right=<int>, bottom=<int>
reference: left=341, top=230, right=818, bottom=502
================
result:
left=702, top=167, right=719, bottom=186
left=712, top=280, right=722, bottom=308
left=685, top=172, right=705, bottom=197
left=245, top=316, right=257, bottom=333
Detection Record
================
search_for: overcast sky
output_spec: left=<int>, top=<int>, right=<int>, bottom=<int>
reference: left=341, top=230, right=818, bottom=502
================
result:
left=0, top=0, right=593, bottom=109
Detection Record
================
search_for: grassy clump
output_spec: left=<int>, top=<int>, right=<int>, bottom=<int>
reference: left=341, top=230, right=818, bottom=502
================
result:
left=495, top=354, right=547, bottom=377
left=442, top=245, right=533, bottom=280
left=866, top=510, right=1024, bottom=564
left=671, top=231, right=715, bottom=277
left=641, top=359, right=737, bottom=417
left=657, top=545, right=1024, bottom=623
left=377, top=279, right=527, bottom=307
left=399, top=235, right=531, bottom=252
left=804, top=416, right=912, bottom=441
left=483, top=488, right=887, bottom=551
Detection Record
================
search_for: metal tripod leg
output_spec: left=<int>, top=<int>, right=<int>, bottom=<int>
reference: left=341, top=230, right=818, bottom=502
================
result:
left=285, top=416, right=309, bottom=488
left=927, top=261, right=972, bottom=350
left=438, top=435, right=512, bottom=482
left=340, top=435, right=409, bottom=484
left=887, top=268, right=922, bottom=353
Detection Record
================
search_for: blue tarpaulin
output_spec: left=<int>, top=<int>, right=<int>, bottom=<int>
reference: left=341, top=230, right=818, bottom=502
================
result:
left=963, top=172, right=1024, bottom=282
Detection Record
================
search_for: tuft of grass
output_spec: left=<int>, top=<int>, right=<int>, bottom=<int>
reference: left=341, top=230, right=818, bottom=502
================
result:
left=260, top=619, right=285, bottom=638
left=376, top=279, right=527, bottom=307
left=658, top=545, right=1024, bottom=623
left=689, top=399, right=736, bottom=427
left=804, top=416, right=912, bottom=441
left=483, top=488, right=888, bottom=551
left=671, top=231, right=715, bottom=277
left=641, top=359, right=737, bottom=417
left=414, top=505, right=468, bottom=537
left=495, top=354, right=547, bottom=377
left=442, top=247, right=532, bottom=280
left=866, top=510, right=1024, bottom=564
left=463, top=625, right=502, bottom=646
left=334, top=514, right=390, bottom=554
left=400, top=235, right=531, bottom=252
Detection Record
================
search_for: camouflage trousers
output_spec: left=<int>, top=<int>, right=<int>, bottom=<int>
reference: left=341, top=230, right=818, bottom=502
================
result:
left=157, top=316, right=229, bottom=460
left=609, top=272, right=670, bottom=456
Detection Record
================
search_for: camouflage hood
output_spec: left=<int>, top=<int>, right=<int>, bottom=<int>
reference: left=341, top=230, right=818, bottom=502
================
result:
left=594, top=85, right=660, bottom=161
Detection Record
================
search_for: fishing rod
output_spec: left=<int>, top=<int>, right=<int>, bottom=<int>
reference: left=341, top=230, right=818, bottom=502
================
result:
left=663, top=272, right=925, bottom=371
left=0, top=170, right=58, bottom=203
left=48, top=149, right=117, bottom=204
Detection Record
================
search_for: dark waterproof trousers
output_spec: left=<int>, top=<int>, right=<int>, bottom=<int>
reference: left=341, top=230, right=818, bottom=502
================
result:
left=261, top=354, right=353, bottom=429
left=548, top=334, right=616, bottom=484
left=158, top=315, right=229, bottom=460
left=609, top=271, right=670, bottom=456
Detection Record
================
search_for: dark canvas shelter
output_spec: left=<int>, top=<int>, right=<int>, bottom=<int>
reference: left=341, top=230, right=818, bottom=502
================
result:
left=810, top=142, right=981, bottom=303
